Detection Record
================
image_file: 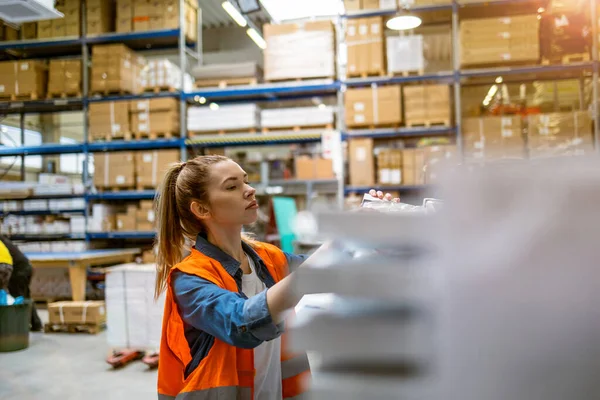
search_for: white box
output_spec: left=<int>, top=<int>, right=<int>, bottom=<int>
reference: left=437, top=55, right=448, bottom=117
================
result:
left=387, top=35, right=425, bottom=73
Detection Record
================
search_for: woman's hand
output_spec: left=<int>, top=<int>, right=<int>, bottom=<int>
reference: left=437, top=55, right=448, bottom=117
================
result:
left=369, top=189, right=401, bottom=203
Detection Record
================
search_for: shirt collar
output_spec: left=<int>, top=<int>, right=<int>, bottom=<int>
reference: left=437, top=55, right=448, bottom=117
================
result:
left=195, top=234, right=263, bottom=278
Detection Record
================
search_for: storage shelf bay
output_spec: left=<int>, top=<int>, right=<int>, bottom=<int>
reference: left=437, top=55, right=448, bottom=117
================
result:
left=187, top=131, right=323, bottom=148
left=344, top=126, right=456, bottom=140
left=185, top=79, right=340, bottom=103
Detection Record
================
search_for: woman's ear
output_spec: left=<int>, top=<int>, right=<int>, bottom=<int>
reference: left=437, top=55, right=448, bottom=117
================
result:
left=190, top=201, right=210, bottom=220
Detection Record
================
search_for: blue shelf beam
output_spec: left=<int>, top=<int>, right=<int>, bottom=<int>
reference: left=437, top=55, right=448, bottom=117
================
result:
left=0, top=143, right=85, bottom=157
left=460, top=62, right=594, bottom=80
left=86, top=190, right=156, bottom=201
left=4, top=194, right=85, bottom=200
left=87, top=91, right=180, bottom=103
left=85, top=28, right=194, bottom=50
left=0, top=209, right=86, bottom=217
left=0, top=97, right=84, bottom=115
left=343, top=72, right=455, bottom=87
left=0, top=37, right=84, bottom=58
left=344, top=126, right=456, bottom=140
left=87, top=231, right=156, bottom=240
left=88, top=138, right=184, bottom=152
left=7, top=233, right=86, bottom=241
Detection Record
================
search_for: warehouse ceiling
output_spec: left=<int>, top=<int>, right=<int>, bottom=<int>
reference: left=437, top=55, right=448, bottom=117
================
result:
left=200, top=0, right=271, bottom=29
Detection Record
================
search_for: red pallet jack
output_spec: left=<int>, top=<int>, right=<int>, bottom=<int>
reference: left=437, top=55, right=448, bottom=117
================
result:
left=142, top=352, right=159, bottom=369
left=106, top=349, right=145, bottom=368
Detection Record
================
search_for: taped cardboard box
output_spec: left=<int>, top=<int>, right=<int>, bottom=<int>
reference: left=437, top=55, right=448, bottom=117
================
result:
left=346, top=17, right=385, bottom=76
left=135, top=150, right=180, bottom=188
left=48, top=301, right=106, bottom=325
left=349, top=138, right=375, bottom=186
left=89, top=101, right=131, bottom=140
left=294, top=156, right=335, bottom=180
left=402, top=148, right=426, bottom=186
left=131, top=111, right=180, bottom=135
left=345, top=85, right=402, bottom=128
left=116, top=205, right=137, bottom=231
left=463, top=116, right=525, bottom=162
left=423, top=145, right=458, bottom=184
left=37, top=20, right=53, bottom=39
left=93, top=152, right=136, bottom=188
left=130, top=97, right=179, bottom=113
left=86, top=0, right=114, bottom=35
left=403, top=84, right=451, bottom=126
left=136, top=207, right=155, bottom=232
left=527, top=111, right=594, bottom=159
left=48, top=59, right=82, bottom=95
left=376, top=149, right=403, bottom=185
left=0, top=61, right=47, bottom=98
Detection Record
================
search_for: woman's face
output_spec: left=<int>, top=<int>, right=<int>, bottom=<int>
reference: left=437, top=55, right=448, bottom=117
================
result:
left=203, top=160, right=259, bottom=226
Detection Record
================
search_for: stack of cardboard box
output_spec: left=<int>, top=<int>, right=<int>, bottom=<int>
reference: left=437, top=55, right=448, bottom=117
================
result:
left=422, top=145, right=458, bottom=184
left=116, top=0, right=134, bottom=33
left=116, top=204, right=138, bottom=231
left=0, top=60, right=47, bottom=99
left=89, top=101, right=131, bottom=141
left=401, top=148, right=426, bottom=186
left=348, top=138, right=375, bottom=186
left=91, top=44, right=137, bottom=94
left=136, top=200, right=155, bottom=231
left=294, top=156, right=335, bottom=180
left=127, top=0, right=197, bottom=38
left=346, top=17, right=385, bottom=77
left=527, top=111, right=594, bottom=159
left=48, top=301, right=106, bottom=329
left=264, top=21, right=336, bottom=81
left=376, top=149, right=403, bottom=185
left=463, top=116, right=526, bottom=162
left=403, top=84, right=452, bottom=127
left=51, top=0, right=80, bottom=38
left=540, top=12, right=591, bottom=64
left=87, top=0, right=114, bottom=35
left=135, top=149, right=180, bottom=189
left=48, top=59, right=82, bottom=96
left=143, top=59, right=182, bottom=91
left=130, top=97, right=180, bottom=138
left=460, top=15, right=540, bottom=66
left=93, top=152, right=136, bottom=189
left=1, top=22, right=19, bottom=41
left=345, top=85, right=402, bottom=128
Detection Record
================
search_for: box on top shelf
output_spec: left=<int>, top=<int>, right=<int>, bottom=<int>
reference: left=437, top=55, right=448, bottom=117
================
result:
left=86, top=0, right=114, bottom=35
left=116, top=0, right=134, bottom=32
left=94, top=152, right=136, bottom=189
left=344, top=0, right=387, bottom=11
left=37, top=20, right=52, bottom=39
left=54, top=0, right=81, bottom=37
left=135, top=150, right=180, bottom=189
left=403, top=84, right=452, bottom=127
left=345, top=85, right=402, bottom=128
left=89, top=101, right=131, bottom=141
left=0, top=60, right=47, bottom=99
left=263, top=21, right=335, bottom=81
left=527, top=111, right=594, bottom=159
left=1, top=22, right=19, bottom=41
left=346, top=17, right=385, bottom=77
left=91, top=44, right=138, bottom=94
left=463, top=116, right=525, bottom=162
left=48, top=59, right=82, bottom=96
left=460, top=14, right=540, bottom=67
left=387, top=35, right=425, bottom=74
left=540, top=12, right=591, bottom=64
left=348, top=138, right=375, bottom=186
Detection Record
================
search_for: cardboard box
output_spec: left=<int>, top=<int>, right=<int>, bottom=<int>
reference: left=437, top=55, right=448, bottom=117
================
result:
left=89, top=101, right=131, bottom=140
left=294, top=156, right=335, bottom=180
left=344, top=0, right=362, bottom=11
left=377, top=149, right=403, bottom=185
left=48, top=59, right=81, bottom=95
left=91, top=44, right=137, bottom=94
left=48, top=301, right=106, bottom=325
left=349, top=138, right=375, bottom=186
left=87, top=0, right=114, bottom=35
left=527, top=111, right=594, bottom=158
left=346, top=17, right=385, bottom=77
left=130, top=97, right=178, bottom=113
left=94, top=152, right=136, bottom=188
left=22, top=23, right=37, bottom=39
left=135, top=150, right=180, bottom=188
left=403, top=84, right=452, bottom=126
left=0, top=61, right=48, bottom=97
left=131, top=111, right=180, bottom=135
left=345, top=85, right=402, bottom=127
left=463, top=116, right=525, bottom=162
left=401, top=149, right=426, bottom=186
left=423, top=145, right=458, bottom=183
left=3, top=23, right=19, bottom=41
left=116, top=213, right=137, bottom=231
left=136, top=207, right=155, bottom=231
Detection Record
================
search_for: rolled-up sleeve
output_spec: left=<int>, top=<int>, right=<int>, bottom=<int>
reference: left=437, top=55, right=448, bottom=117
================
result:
left=172, top=271, right=283, bottom=349
left=283, top=252, right=308, bottom=273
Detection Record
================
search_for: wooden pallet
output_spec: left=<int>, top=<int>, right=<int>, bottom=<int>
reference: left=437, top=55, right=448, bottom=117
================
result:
left=90, top=132, right=134, bottom=142
left=542, top=52, right=591, bottom=66
left=261, top=124, right=334, bottom=133
left=143, top=86, right=177, bottom=93
left=194, top=77, right=259, bottom=88
left=346, top=123, right=402, bottom=130
left=90, top=90, right=133, bottom=97
left=264, top=76, right=335, bottom=83
left=134, top=131, right=177, bottom=140
left=96, top=186, right=139, bottom=193
left=406, top=119, right=451, bottom=128
left=389, top=70, right=425, bottom=78
left=45, top=322, right=105, bottom=334
left=188, top=128, right=257, bottom=137
left=347, top=70, right=386, bottom=79
left=0, top=92, right=40, bottom=101
left=47, top=92, right=82, bottom=99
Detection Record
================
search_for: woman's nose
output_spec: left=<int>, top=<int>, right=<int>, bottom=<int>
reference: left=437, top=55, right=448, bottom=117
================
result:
left=245, top=185, right=256, bottom=198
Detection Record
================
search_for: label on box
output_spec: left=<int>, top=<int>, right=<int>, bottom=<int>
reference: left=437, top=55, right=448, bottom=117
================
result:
left=139, top=112, right=149, bottom=121
left=112, top=124, right=121, bottom=133
left=20, top=63, right=29, bottom=71
left=117, top=220, right=123, bottom=229
left=116, top=175, right=125, bottom=184
left=501, top=129, right=513, bottom=138
left=499, top=32, right=510, bottom=39
left=139, top=123, right=149, bottom=132
left=124, top=60, right=131, bottom=68
left=147, top=210, right=155, bottom=223
left=137, top=101, right=149, bottom=110
left=474, top=141, right=484, bottom=150
left=573, top=137, right=583, bottom=145
left=143, top=154, right=153, bottom=163
left=0, top=85, right=4, bottom=93
left=501, top=117, right=513, bottom=127
left=379, top=169, right=391, bottom=184
left=391, top=170, right=401, bottom=185
left=501, top=53, right=512, bottom=60
left=353, top=102, right=365, bottom=111
left=371, top=23, right=380, bottom=34
left=354, top=114, right=365, bottom=123
left=500, top=17, right=511, bottom=24
left=348, top=26, right=356, bottom=36
left=356, top=147, right=367, bottom=161
left=359, top=24, right=368, bottom=35
left=539, top=127, right=550, bottom=136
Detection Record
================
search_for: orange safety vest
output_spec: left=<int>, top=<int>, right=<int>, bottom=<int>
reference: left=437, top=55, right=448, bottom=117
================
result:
left=157, top=241, right=311, bottom=400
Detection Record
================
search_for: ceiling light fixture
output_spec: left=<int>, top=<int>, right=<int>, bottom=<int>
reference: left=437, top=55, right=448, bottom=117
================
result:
left=247, top=27, right=267, bottom=49
left=222, top=1, right=248, bottom=27
left=495, top=76, right=503, bottom=84
left=199, top=96, right=207, bottom=104
left=209, top=103, right=220, bottom=110
left=386, top=15, right=422, bottom=31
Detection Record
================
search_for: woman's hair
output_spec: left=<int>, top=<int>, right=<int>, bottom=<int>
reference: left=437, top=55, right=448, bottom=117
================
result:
left=154, top=155, right=229, bottom=298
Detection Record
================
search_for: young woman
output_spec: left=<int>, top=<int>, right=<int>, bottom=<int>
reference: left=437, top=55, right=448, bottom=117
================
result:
left=154, top=154, right=395, bottom=400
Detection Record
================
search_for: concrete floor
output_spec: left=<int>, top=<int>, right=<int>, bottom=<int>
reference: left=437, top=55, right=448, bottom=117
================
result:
left=0, top=310, right=157, bottom=400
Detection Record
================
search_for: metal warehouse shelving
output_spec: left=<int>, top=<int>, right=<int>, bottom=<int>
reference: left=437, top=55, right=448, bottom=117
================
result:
left=2, top=0, right=598, bottom=241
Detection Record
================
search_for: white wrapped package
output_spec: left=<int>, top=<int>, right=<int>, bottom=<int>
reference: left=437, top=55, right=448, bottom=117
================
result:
left=261, top=106, right=334, bottom=128
left=187, top=104, right=260, bottom=132
left=387, top=35, right=424, bottom=73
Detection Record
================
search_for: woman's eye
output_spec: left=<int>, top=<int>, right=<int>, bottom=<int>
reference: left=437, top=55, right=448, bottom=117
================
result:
left=227, top=185, right=237, bottom=190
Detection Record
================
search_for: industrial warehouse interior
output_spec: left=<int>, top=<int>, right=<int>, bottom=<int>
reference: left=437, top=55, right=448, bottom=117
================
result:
left=1, top=0, right=599, bottom=399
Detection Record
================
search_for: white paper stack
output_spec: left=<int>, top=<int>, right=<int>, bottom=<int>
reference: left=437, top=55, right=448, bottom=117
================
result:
left=87, top=204, right=117, bottom=232
left=142, top=59, right=193, bottom=91
left=187, top=104, right=260, bottom=133
left=23, top=199, right=48, bottom=211
left=387, top=35, right=425, bottom=74
left=105, top=263, right=166, bottom=349
left=261, top=106, right=335, bottom=128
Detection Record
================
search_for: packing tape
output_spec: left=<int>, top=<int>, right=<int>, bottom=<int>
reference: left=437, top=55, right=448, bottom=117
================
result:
left=104, top=153, right=109, bottom=187
left=152, top=150, right=158, bottom=187
left=58, top=303, right=65, bottom=324
left=371, top=83, right=379, bottom=125
left=81, top=301, right=90, bottom=323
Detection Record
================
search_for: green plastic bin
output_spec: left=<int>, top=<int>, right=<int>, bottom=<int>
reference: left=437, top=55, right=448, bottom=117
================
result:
left=0, top=301, right=31, bottom=352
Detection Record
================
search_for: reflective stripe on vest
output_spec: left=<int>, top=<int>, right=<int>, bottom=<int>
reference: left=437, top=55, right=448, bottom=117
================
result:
left=282, top=354, right=311, bottom=380
left=159, top=386, right=251, bottom=400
